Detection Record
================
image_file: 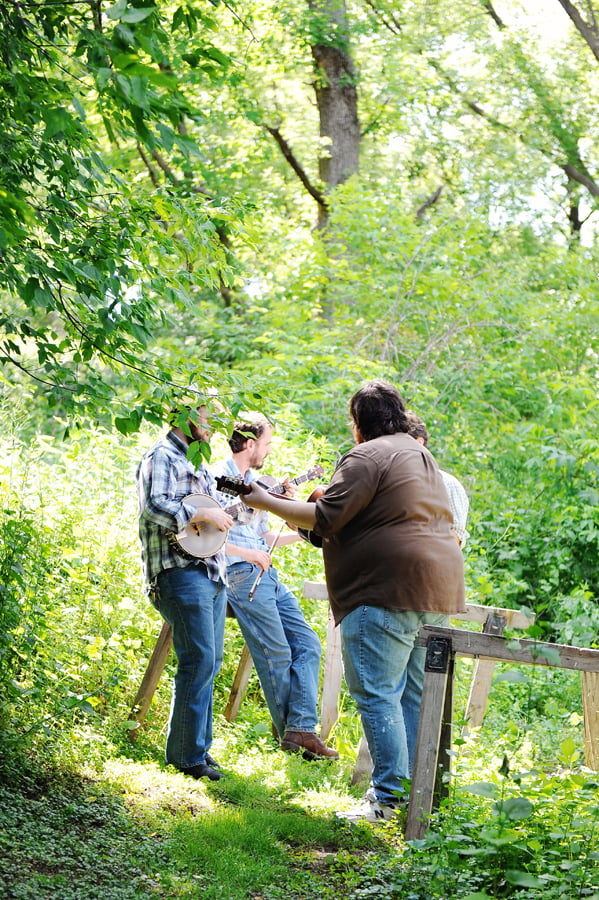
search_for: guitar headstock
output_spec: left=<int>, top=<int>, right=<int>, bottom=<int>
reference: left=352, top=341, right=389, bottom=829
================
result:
left=216, top=475, right=251, bottom=497
left=306, top=465, right=325, bottom=480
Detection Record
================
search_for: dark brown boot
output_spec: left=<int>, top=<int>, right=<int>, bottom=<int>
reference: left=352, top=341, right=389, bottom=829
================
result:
left=281, top=731, right=339, bottom=760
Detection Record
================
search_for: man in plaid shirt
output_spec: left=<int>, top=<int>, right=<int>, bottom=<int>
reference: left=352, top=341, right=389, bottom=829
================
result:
left=137, top=402, right=234, bottom=781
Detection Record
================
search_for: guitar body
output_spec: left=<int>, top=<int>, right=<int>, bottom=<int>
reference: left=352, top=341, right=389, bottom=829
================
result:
left=168, top=493, right=227, bottom=559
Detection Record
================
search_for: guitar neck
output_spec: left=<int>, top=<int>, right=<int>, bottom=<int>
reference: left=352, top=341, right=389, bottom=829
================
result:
left=265, top=473, right=312, bottom=495
left=226, top=498, right=247, bottom=517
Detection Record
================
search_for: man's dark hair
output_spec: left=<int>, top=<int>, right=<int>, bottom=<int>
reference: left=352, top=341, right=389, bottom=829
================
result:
left=349, top=380, right=408, bottom=441
left=406, top=411, right=429, bottom=447
left=228, top=412, right=271, bottom=453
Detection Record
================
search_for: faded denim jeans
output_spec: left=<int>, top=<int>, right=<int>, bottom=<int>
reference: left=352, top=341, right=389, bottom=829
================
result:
left=341, top=605, right=448, bottom=806
left=226, top=564, right=321, bottom=739
left=154, top=565, right=227, bottom=769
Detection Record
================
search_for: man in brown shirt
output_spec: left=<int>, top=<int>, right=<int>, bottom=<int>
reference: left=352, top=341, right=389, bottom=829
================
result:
left=240, top=380, right=465, bottom=823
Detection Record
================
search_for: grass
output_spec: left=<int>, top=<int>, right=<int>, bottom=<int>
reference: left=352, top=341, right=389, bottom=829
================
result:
left=0, top=736, right=393, bottom=900
left=3, top=659, right=599, bottom=899
left=2, top=704, right=598, bottom=900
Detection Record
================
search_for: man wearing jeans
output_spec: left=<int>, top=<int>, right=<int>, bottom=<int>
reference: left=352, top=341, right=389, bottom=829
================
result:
left=239, top=382, right=465, bottom=822
left=136, top=401, right=234, bottom=781
left=215, top=412, right=338, bottom=760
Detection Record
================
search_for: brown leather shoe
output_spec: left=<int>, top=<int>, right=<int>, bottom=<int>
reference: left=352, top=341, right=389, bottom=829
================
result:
left=281, top=731, right=339, bottom=760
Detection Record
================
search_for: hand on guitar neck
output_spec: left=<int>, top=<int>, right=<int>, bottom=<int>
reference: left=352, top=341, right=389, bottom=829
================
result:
left=216, top=475, right=319, bottom=531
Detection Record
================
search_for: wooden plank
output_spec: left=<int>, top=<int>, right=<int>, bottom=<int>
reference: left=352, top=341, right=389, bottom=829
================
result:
left=453, top=604, right=534, bottom=631
left=463, top=658, right=496, bottom=731
left=127, top=620, right=172, bottom=741
left=582, top=671, right=599, bottom=771
left=320, top=608, right=344, bottom=740
left=351, top=735, right=373, bottom=786
left=303, top=580, right=330, bottom=601
left=223, top=642, right=254, bottom=722
left=416, top=626, right=599, bottom=672
left=304, top=583, right=535, bottom=631
left=405, top=663, right=450, bottom=840
left=434, top=654, right=454, bottom=804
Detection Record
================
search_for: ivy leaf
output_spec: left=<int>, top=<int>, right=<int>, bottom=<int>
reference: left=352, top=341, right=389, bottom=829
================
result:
left=505, top=871, right=545, bottom=888
left=494, top=797, right=533, bottom=820
left=463, top=782, right=498, bottom=799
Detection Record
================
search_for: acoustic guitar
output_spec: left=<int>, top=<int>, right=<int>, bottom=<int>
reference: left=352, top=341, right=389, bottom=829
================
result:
left=169, top=466, right=324, bottom=559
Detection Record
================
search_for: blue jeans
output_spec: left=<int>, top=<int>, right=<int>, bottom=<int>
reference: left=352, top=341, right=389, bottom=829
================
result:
left=226, top=564, right=322, bottom=739
left=154, top=565, right=227, bottom=769
left=341, top=605, right=448, bottom=806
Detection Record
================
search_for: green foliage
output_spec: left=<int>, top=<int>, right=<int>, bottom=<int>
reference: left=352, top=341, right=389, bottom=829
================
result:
left=0, top=781, right=169, bottom=899
left=409, top=760, right=599, bottom=899
left=0, top=0, right=247, bottom=425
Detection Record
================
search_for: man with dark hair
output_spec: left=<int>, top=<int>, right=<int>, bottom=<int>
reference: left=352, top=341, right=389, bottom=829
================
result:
left=406, top=411, right=470, bottom=548
left=239, top=381, right=465, bottom=822
left=136, top=401, right=234, bottom=781
left=215, top=412, right=338, bottom=760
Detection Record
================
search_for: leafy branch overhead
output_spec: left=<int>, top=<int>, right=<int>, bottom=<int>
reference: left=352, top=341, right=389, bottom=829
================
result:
left=0, top=0, right=598, bottom=435
left=0, top=0, right=240, bottom=426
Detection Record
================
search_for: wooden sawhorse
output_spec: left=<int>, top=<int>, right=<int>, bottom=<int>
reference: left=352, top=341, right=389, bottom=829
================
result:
left=127, top=616, right=256, bottom=738
left=405, top=625, right=599, bottom=840
left=303, top=580, right=536, bottom=783
left=127, top=584, right=534, bottom=747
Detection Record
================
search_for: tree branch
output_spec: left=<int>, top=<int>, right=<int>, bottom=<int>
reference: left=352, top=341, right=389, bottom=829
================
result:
left=416, top=185, right=444, bottom=220
left=428, top=60, right=599, bottom=200
left=556, top=0, right=599, bottom=62
left=481, top=0, right=506, bottom=29
left=264, top=125, right=328, bottom=211
left=362, top=0, right=402, bottom=35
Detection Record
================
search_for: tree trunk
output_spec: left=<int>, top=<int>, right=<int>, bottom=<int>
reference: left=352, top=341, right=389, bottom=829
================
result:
left=308, top=0, right=361, bottom=313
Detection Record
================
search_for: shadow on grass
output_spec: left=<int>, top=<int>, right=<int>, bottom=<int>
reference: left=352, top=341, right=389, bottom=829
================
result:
left=0, top=736, right=402, bottom=900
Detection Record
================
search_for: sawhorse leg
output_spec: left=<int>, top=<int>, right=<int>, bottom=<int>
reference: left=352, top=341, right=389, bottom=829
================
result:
left=583, top=671, right=599, bottom=770
left=320, top=609, right=344, bottom=741
left=127, top=620, right=173, bottom=742
left=405, top=637, right=454, bottom=840
left=224, top=642, right=254, bottom=722
left=351, top=735, right=373, bottom=785
left=463, top=612, right=507, bottom=735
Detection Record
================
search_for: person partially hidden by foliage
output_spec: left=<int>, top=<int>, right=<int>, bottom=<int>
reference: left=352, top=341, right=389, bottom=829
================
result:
left=406, top=412, right=470, bottom=548
left=136, top=401, right=234, bottom=781
left=239, top=380, right=466, bottom=822
left=214, top=412, right=338, bottom=760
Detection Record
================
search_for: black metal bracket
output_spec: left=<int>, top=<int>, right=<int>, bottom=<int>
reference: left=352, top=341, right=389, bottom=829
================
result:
left=483, top=613, right=508, bottom=636
left=425, top=637, right=451, bottom=673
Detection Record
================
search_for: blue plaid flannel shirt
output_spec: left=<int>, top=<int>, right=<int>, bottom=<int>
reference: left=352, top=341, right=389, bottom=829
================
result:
left=136, top=431, right=228, bottom=588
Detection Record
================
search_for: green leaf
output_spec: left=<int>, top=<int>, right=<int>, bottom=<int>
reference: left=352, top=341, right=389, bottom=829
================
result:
left=494, top=797, right=533, bottom=820
left=121, top=6, right=156, bottom=24
left=42, top=107, right=74, bottom=139
left=105, top=0, right=128, bottom=21
left=463, top=782, right=498, bottom=798
left=115, top=411, right=142, bottom=435
left=204, top=46, right=231, bottom=68
left=505, top=871, right=545, bottom=888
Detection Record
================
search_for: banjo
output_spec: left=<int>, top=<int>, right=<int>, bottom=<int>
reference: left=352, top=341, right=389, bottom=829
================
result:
left=168, top=465, right=324, bottom=559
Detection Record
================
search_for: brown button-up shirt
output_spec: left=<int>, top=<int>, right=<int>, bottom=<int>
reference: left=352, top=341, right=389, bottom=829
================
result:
left=313, top=433, right=466, bottom=625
